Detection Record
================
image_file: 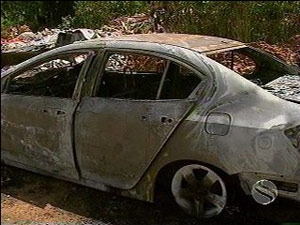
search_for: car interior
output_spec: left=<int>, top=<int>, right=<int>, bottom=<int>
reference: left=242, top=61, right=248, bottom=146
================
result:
left=97, top=53, right=201, bottom=100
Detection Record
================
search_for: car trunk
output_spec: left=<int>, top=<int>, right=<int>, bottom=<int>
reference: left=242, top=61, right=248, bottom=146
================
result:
left=262, top=75, right=300, bottom=104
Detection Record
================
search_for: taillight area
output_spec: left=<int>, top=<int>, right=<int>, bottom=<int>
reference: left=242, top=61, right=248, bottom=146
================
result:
left=284, top=125, right=300, bottom=150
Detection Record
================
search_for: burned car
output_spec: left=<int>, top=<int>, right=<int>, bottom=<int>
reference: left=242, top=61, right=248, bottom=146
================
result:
left=1, top=34, right=300, bottom=219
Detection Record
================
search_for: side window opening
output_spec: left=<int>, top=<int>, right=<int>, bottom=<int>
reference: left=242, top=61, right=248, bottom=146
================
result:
left=207, top=47, right=295, bottom=85
left=159, top=62, right=201, bottom=99
left=98, top=53, right=166, bottom=99
left=7, top=53, right=91, bottom=98
left=96, top=52, right=201, bottom=100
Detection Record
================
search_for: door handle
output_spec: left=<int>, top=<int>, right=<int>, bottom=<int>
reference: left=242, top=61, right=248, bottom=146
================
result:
left=56, top=110, right=66, bottom=115
left=161, top=116, right=174, bottom=124
left=141, top=115, right=147, bottom=121
left=42, top=109, right=66, bottom=116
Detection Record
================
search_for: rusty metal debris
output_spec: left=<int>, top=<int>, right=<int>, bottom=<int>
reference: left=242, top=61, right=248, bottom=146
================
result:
left=97, top=13, right=154, bottom=37
left=1, top=28, right=59, bottom=53
left=1, top=28, right=98, bottom=68
left=1, top=14, right=158, bottom=69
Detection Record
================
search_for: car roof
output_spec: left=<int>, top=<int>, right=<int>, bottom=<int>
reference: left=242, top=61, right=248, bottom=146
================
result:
left=85, top=33, right=247, bottom=54
left=1, top=34, right=246, bottom=78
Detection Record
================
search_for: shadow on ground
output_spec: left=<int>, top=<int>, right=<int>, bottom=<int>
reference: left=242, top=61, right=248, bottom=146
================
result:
left=1, top=166, right=300, bottom=225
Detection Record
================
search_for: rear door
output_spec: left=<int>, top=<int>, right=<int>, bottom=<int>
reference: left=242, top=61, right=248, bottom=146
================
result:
left=1, top=51, right=95, bottom=179
left=75, top=51, right=202, bottom=188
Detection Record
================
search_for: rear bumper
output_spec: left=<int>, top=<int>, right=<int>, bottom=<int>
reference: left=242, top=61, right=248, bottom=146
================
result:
left=238, top=172, right=300, bottom=203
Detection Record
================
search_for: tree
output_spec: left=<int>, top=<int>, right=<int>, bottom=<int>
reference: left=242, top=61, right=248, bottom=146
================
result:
left=1, top=1, right=75, bottom=31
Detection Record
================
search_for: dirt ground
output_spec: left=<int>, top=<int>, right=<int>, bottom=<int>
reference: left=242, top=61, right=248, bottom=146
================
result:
left=1, top=165, right=300, bottom=225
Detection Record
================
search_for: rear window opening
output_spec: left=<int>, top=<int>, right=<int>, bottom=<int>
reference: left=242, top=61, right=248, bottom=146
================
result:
left=206, top=47, right=300, bottom=103
left=208, top=51, right=257, bottom=77
left=207, top=47, right=299, bottom=84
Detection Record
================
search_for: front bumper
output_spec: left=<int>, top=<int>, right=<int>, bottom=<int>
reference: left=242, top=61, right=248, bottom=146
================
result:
left=238, top=172, right=300, bottom=203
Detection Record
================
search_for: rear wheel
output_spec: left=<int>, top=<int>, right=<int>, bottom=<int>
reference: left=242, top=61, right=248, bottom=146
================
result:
left=171, top=164, right=227, bottom=219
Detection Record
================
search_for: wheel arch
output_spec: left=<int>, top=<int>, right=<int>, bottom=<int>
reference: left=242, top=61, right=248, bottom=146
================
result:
left=153, top=159, right=231, bottom=202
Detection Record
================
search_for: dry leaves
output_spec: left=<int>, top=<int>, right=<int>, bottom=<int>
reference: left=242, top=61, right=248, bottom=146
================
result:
left=249, top=39, right=299, bottom=65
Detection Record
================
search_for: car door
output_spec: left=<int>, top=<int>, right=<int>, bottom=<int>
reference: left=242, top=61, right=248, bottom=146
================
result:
left=1, top=51, right=95, bottom=180
left=75, top=50, right=203, bottom=189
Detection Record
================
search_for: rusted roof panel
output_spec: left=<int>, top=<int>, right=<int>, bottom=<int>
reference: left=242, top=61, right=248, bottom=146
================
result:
left=88, top=33, right=246, bottom=53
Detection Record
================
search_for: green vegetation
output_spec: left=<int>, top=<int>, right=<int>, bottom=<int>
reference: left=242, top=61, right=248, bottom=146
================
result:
left=161, top=1, right=300, bottom=43
left=1, top=1, right=299, bottom=43
left=73, top=1, right=148, bottom=29
left=1, top=1, right=75, bottom=31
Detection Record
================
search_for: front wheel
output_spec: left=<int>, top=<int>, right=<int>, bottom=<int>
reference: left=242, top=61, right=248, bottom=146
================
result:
left=171, top=164, right=227, bottom=219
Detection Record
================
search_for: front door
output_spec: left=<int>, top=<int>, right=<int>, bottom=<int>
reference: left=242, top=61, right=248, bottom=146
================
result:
left=75, top=51, right=202, bottom=189
left=1, top=51, right=94, bottom=179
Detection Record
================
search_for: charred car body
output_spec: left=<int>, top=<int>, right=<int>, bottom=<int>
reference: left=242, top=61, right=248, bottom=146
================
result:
left=1, top=34, right=300, bottom=219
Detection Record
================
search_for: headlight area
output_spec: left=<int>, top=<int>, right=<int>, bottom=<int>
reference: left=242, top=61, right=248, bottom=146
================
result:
left=238, top=172, right=300, bottom=203
left=284, top=125, right=300, bottom=151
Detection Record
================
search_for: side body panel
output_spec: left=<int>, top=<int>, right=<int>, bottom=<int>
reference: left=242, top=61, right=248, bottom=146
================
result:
left=74, top=43, right=212, bottom=190
left=1, top=94, right=79, bottom=179
left=75, top=97, right=195, bottom=189
left=1, top=49, right=97, bottom=180
left=117, top=57, right=300, bottom=203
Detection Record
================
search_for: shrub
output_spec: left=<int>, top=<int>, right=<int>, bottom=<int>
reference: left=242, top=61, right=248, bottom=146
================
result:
left=161, top=1, right=300, bottom=43
left=72, top=1, right=149, bottom=29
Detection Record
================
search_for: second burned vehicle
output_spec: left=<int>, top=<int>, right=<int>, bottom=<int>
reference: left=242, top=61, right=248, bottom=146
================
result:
left=1, top=34, right=300, bottom=219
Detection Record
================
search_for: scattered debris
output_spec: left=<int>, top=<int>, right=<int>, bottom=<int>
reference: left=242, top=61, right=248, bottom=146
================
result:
left=1, top=28, right=98, bottom=68
left=1, top=28, right=59, bottom=53
left=0, top=13, right=158, bottom=68
left=1, top=24, right=32, bottom=39
left=96, top=13, right=154, bottom=38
